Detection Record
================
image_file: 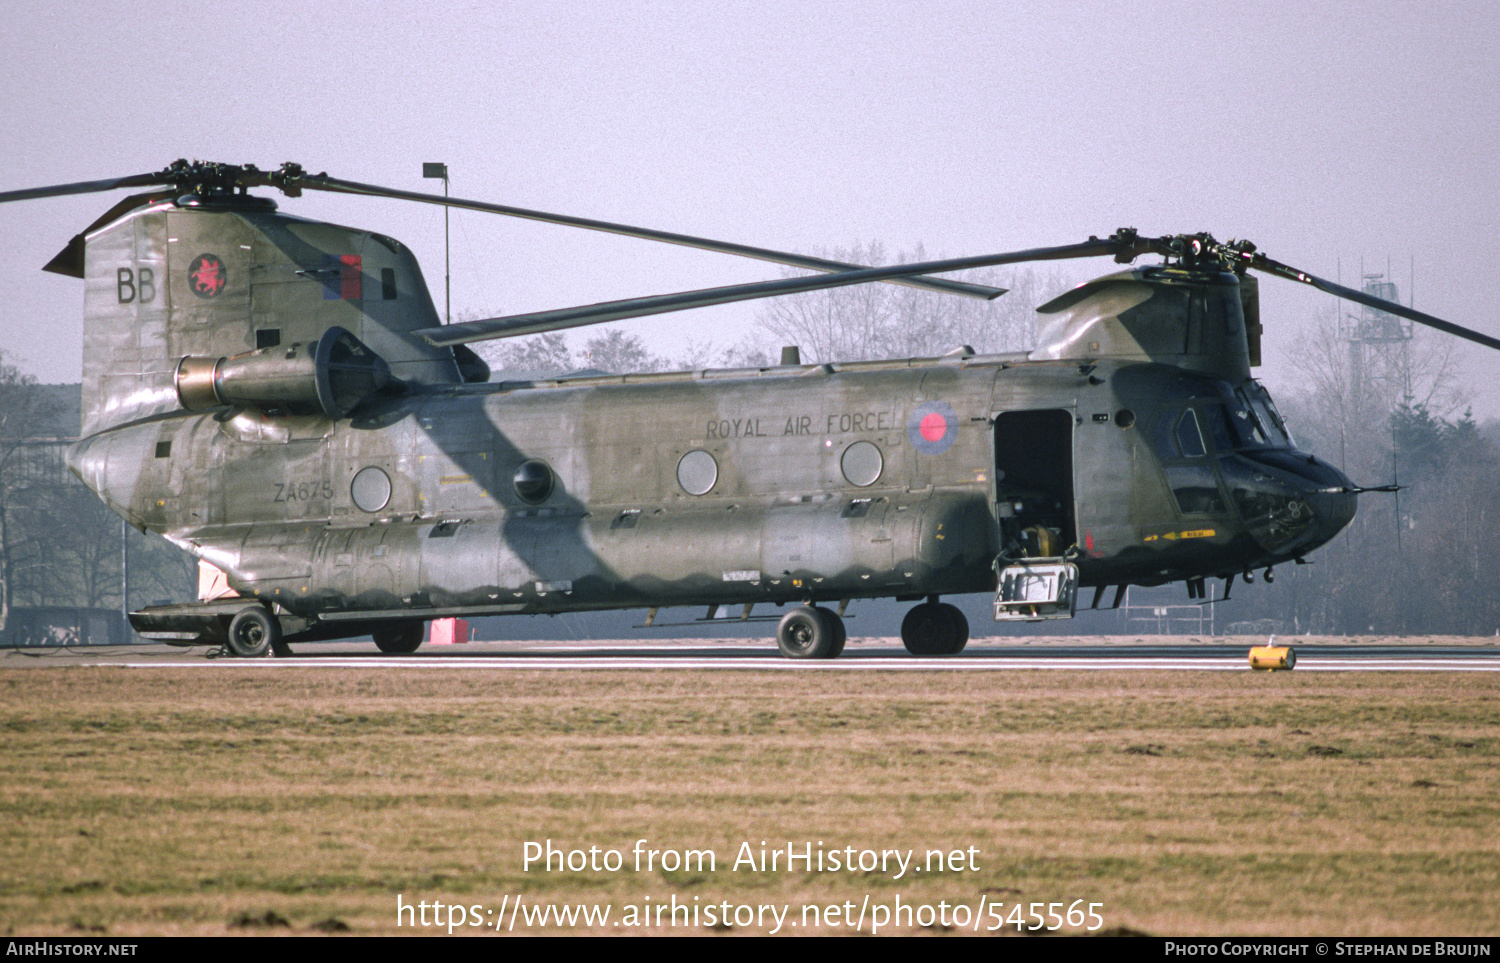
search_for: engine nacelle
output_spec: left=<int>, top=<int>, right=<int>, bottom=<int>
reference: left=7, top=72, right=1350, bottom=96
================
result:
left=174, top=326, right=390, bottom=419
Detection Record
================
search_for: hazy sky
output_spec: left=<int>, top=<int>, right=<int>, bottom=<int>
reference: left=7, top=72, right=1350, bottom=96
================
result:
left=2, top=0, right=1496, bottom=415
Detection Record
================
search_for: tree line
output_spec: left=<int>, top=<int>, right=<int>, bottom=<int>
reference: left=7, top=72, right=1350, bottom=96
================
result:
left=1252, top=304, right=1500, bottom=636
left=473, top=244, right=1067, bottom=373
left=0, top=358, right=193, bottom=638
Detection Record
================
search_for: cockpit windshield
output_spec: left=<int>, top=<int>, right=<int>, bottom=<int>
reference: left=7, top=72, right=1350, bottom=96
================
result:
left=1150, top=383, right=1294, bottom=463
left=1246, top=385, right=1294, bottom=447
left=1212, top=385, right=1294, bottom=452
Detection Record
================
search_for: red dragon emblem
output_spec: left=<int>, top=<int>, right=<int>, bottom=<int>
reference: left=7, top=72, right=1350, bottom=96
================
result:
left=188, top=254, right=227, bottom=299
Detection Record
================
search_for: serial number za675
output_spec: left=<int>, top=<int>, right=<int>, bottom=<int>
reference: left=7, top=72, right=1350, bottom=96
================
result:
left=274, top=481, right=334, bottom=503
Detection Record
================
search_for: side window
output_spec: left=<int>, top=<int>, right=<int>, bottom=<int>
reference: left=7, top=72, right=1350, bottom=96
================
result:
left=1165, top=463, right=1227, bottom=515
left=1175, top=409, right=1206, bottom=458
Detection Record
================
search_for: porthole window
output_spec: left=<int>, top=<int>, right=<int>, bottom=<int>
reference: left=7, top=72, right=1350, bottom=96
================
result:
left=351, top=466, right=392, bottom=513
left=677, top=449, right=718, bottom=495
left=513, top=459, right=555, bottom=504
left=840, top=440, right=883, bottom=488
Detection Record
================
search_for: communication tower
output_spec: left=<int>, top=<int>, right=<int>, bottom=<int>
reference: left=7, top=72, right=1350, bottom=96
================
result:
left=1342, top=272, right=1412, bottom=413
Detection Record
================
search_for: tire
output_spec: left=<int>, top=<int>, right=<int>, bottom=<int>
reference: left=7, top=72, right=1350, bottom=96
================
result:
left=373, top=622, right=424, bottom=654
left=776, top=606, right=837, bottom=659
left=901, top=601, right=966, bottom=656
left=227, top=607, right=279, bottom=659
left=816, top=606, right=847, bottom=658
left=937, top=602, right=969, bottom=655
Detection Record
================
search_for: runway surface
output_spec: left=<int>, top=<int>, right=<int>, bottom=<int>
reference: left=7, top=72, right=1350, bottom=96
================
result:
left=7, top=639, right=1500, bottom=671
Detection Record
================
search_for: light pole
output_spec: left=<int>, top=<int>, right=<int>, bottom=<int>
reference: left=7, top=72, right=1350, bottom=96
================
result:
left=422, top=162, right=450, bottom=324
left=120, top=518, right=128, bottom=641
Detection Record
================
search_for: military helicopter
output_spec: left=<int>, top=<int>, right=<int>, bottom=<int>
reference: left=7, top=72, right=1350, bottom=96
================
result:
left=4, top=159, right=1493, bottom=659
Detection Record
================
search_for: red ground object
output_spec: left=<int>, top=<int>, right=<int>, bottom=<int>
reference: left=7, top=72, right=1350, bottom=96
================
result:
left=429, top=617, right=469, bottom=645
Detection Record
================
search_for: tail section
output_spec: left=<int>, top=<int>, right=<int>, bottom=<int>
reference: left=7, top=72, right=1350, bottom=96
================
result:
left=78, top=195, right=461, bottom=435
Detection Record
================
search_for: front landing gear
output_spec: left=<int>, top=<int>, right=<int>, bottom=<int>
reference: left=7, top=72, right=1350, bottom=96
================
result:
left=901, top=600, right=968, bottom=656
left=373, top=622, right=424, bottom=654
left=776, top=605, right=846, bottom=659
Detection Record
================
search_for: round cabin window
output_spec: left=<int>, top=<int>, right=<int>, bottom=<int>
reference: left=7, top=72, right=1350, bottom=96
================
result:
left=513, top=459, right=555, bottom=504
left=677, top=449, right=718, bottom=496
left=351, top=466, right=392, bottom=513
left=840, top=440, right=883, bottom=488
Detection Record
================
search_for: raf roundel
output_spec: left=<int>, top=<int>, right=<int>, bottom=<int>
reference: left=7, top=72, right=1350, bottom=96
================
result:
left=907, top=400, right=957, bottom=455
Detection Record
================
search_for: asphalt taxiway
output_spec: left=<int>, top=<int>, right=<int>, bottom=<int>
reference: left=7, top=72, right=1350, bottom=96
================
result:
left=7, top=638, right=1500, bottom=672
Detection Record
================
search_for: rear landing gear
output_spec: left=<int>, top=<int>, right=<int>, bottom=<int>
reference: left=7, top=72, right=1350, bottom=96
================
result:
left=901, top=600, right=968, bottom=656
left=776, top=605, right=846, bottom=659
left=227, top=606, right=282, bottom=658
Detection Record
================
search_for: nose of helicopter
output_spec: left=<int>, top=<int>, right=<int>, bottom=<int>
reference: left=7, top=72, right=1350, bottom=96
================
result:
left=1224, top=449, right=1357, bottom=559
left=1278, top=452, right=1357, bottom=555
left=1306, top=465, right=1358, bottom=547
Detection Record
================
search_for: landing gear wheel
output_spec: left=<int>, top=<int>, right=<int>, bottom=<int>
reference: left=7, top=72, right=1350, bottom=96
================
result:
left=901, top=602, right=968, bottom=656
left=373, top=622, right=424, bottom=654
left=227, top=607, right=279, bottom=659
left=939, top=603, right=969, bottom=655
left=815, top=606, right=846, bottom=658
left=776, top=606, right=840, bottom=659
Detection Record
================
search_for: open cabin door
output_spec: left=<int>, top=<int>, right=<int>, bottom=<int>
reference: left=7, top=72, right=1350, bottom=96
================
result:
left=993, top=409, right=1076, bottom=555
left=992, top=409, right=1079, bottom=620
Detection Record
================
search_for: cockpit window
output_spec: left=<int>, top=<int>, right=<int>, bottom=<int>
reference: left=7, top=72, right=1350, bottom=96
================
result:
left=1228, top=386, right=1292, bottom=449
left=1203, top=405, right=1237, bottom=452
left=1175, top=409, right=1206, bottom=458
left=1165, top=463, right=1227, bottom=515
left=1228, top=394, right=1269, bottom=447
left=1250, top=389, right=1294, bottom=447
left=1148, top=388, right=1293, bottom=465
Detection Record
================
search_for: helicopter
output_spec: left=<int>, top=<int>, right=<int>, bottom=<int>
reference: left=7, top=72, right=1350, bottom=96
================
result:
left=5, top=160, right=1494, bottom=659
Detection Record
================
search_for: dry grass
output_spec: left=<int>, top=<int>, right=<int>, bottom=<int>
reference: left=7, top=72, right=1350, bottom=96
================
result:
left=0, top=666, right=1497, bottom=936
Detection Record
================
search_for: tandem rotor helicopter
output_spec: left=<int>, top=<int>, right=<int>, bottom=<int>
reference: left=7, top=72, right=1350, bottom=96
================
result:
left=5, top=159, right=1494, bottom=659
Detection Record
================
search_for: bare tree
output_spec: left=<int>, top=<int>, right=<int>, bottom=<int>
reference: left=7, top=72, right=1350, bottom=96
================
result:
left=0, top=363, right=69, bottom=631
left=1266, top=301, right=1492, bottom=634
left=753, top=244, right=1074, bottom=363
left=41, top=488, right=122, bottom=609
left=678, top=336, right=773, bottom=370
left=1281, top=304, right=1465, bottom=485
left=579, top=330, right=667, bottom=373
left=474, top=330, right=575, bottom=376
left=457, top=252, right=1081, bottom=378
left=122, top=527, right=197, bottom=611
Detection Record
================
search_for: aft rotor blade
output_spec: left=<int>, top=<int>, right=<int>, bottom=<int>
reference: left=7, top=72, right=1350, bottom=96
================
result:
left=0, top=171, right=170, bottom=205
left=290, top=172, right=1006, bottom=301
left=417, top=238, right=1118, bottom=346
left=1246, top=253, right=1500, bottom=353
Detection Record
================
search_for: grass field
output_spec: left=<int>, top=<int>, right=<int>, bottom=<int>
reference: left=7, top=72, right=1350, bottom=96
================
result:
left=0, top=662, right=1497, bottom=936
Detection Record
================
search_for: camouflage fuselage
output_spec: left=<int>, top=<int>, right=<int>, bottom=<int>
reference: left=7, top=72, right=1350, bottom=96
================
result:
left=58, top=197, right=1356, bottom=642
left=68, top=352, right=1352, bottom=633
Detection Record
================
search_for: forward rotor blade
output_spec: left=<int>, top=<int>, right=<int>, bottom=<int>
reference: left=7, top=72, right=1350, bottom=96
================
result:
left=1245, top=253, right=1500, bottom=353
left=0, top=172, right=170, bottom=205
left=417, top=239, right=1117, bottom=347
left=289, top=172, right=1006, bottom=301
